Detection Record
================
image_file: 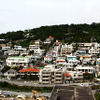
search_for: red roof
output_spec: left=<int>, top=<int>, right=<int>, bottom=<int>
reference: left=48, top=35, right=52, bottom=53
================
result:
left=45, top=56, right=50, bottom=58
left=19, top=68, right=40, bottom=73
left=65, top=73, right=71, bottom=77
left=56, top=60, right=66, bottom=62
left=48, top=36, right=54, bottom=39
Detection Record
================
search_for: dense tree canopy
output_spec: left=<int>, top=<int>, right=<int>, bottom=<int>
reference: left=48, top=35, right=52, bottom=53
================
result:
left=0, top=23, right=100, bottom=46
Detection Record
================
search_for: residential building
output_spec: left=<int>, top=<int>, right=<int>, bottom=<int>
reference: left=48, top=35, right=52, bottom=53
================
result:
left=55, top=56, right=66, bottom=65
left=3, top=69, right=17, bottom=80
left=44, top=55, right=52, bottom=63
left=2, top=46, right=11, bottom=51
left=44, top=36, right=54, bottom=44
left=39, top=64, right=83, bottom=84
left=18, top=67, right=40, bottom=76
left=64, top=71, right=83, bottom=82
left=66, top=55, right=79, bottom=65
left=6, top=56, right=32, bottom=67
left=29, top=44, right=40, bottom=51
left=53, top=40, right=61, bottom=46
left=80, top=54, right=92, bottom=61
left=14, top=45, right=26, bottom=51
left=39, top=64, right=64, bottom=84
left=29, top=44, right=44, bottom=55
left=88, top=47, right=99, bottom=55
left=75, top=66, right=95, bottom=74
left=60, top=44, right=73, bottom=56
left=78, top=43, right=93, bottom=50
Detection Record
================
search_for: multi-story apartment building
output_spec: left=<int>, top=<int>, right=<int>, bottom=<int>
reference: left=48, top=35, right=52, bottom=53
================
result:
left=39, top=65, right=63, bottom=84
left=14, top=45, right=26, bottom=51
left=64, top=71, right=83, bottom=83
left=39, top=64, right=83, bottom=84
left=88, top=47, right=99, bottom=55
left=80, top=54, right=92, bottom=61
left=60, top=44, right=73, bottom=56
left=78, top=43, right=93, bottom=50
left=6, top=56, right=32, bottom=67
left=29, top=44, right=40, bottom=51
left=75, top=66, right=95, bottom=74
left=66, top=55, right=80, bottom=65
left=29, top=44, right=45, bottom=55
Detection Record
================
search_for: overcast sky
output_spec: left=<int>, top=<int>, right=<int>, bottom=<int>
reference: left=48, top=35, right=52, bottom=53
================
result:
left=0, top=0, right=100, bottom=33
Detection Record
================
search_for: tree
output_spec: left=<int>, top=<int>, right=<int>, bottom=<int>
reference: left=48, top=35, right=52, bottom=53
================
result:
left=29, top=50, right=34, bottom=55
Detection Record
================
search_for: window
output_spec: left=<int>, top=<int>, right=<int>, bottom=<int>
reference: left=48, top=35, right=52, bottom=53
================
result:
left=78, top=75, right=81, bottom=77
left=74, top=75, right=76, bottom=77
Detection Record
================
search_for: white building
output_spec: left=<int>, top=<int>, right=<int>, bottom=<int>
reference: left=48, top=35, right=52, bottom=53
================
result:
left=64, top=71, right=83, bottom=82
left=80, top=54, right=92, bottom=61
left=66, top=55, right=80, bottom=65
left=29, top=44, right=40, bottom=51
left=39, top=64, right=64, bottom=84
left=14, top=45, right=26, bottom=51
left=44, top=55, right=52, bottom=63
left=29, top=44, right=44, bottom=55
left=75, top=66, right=95, bottom=74
left=88, top=47, right=99, bottom=55
left=78, top=43, right=93, bottom=50
left=2, top=46, right=11, bottom=51
left=6, top=56, right=32, bottom=67
left=55, top=56, right=66, bottom=65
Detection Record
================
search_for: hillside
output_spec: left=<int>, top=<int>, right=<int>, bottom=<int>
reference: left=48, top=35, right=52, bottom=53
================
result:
left=0, top=22, right=100, bottom=46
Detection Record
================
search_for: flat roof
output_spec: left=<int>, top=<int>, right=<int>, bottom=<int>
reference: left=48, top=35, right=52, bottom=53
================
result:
left=8, top=56, right=31, bottom=59
left=76, top=66, right=94, bottom=69
left=50, top=86, right=95, bottom=100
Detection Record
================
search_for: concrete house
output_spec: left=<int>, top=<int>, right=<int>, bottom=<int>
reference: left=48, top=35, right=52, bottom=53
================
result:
left=6, top=56, right=32, bottom=67
left=4, top=69, right=17, bottom=80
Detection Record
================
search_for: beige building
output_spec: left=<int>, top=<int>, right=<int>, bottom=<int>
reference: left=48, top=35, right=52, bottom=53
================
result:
left=64, top=71, right=83, bottom=83
left=39, top=65, right=63, bottom=84
left=39, top=64, right=83, bottom=84
left=60, top=44, right=73, bottom=56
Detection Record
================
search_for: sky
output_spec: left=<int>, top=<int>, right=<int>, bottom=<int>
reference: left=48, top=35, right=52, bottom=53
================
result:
left=0, top=0, right=100, bottom=33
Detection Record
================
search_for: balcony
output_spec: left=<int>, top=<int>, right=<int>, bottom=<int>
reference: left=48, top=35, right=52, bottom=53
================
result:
left=55, top=77, right=62, bottom=79
left=42, top=73, right=51, bottom=76
left=42, top=81, right=50, bottom=84
left=42, top=77, right=50, bottom=79
left=55, top=81, right=63, bottom=84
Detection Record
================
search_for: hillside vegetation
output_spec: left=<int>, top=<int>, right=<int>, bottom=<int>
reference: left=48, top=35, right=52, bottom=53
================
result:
left=0, top=22, right=100, bottom=46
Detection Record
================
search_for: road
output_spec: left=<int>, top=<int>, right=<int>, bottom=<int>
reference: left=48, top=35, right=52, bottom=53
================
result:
left=0, top=90, right=51, bottom=97
left=0, top=79, right=92, bottom=87
left=0, top=79, right=97, bottom=98
left=0, top=79, right=55, bottom=87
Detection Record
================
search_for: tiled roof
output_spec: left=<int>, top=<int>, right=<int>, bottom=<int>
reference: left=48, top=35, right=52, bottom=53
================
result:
left=19, top=67, right=40, bottom=73
left=56, top=60, right=66, bottom=62
left=65, top=73, right=71, bottom=77
left=48, top=36, right=54, bottom=39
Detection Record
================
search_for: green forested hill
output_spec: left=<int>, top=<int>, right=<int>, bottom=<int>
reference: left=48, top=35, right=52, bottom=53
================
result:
left=0, top=22, right=100, bottom=46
